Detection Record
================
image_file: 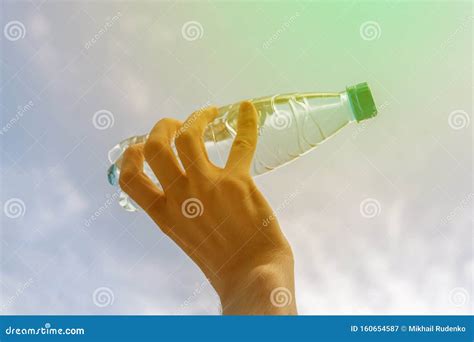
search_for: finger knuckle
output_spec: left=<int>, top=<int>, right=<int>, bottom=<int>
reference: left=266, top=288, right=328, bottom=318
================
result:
left=194, top=106, right=214, bottom=117
left=220, top=176, right=247, bottom=191
left=205, top=106, right=218, bottom=115
left=233, top=138, right=253, bottom=150
left=155, top=117, right=174, bottom=128
left=160, top=117, right=173, bottom=124
left=144, top=139, right=166, bottom=160
left=175, top=130, right=194, bottom=148
left=119, top=170, right=136, bottom=189
left=122, top=145, right=139, bottom=159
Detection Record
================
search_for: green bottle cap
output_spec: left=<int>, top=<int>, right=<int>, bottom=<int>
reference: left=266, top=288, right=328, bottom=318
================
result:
left=346, top=82, right=377, bottom=122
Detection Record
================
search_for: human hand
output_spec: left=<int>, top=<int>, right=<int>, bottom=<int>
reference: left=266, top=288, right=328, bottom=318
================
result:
left=119, top=102, right=296, bottom=315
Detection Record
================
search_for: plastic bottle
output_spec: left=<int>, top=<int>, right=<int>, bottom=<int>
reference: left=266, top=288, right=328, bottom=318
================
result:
left=107, top=82, right=377, bottom=211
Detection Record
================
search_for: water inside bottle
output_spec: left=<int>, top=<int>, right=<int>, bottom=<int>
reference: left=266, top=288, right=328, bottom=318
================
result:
left=107, top=91, right=359, bottom=212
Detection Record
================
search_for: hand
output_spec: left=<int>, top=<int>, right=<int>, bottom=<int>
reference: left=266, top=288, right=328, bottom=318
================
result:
left=119, top=102, right=296, bottom=315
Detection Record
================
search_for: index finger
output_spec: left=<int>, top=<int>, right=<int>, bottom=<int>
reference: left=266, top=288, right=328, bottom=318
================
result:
left=174, top=106, right=219, bottom=174
left=119, top=143, right=165, bottom=213
left=225, top=101, right=258, bottom=173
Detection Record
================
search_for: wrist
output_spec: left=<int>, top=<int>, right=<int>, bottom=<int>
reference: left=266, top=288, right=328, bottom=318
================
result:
left=217, top=249, right=296, bottom=315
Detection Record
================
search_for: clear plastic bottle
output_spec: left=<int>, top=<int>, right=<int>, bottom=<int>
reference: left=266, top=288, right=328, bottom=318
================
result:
left=107, top=82, right=377, bottom=211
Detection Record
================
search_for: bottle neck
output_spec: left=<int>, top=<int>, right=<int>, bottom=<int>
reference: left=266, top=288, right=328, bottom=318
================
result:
left=340, top=91, right=357, bottom=122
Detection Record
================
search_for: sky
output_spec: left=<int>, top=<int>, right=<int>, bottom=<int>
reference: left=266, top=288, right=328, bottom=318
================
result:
left=0, top=0, right=472, bottom=315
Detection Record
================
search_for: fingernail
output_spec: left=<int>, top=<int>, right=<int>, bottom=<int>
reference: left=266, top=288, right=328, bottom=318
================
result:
left=240, top=101, right=254, bottom=112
